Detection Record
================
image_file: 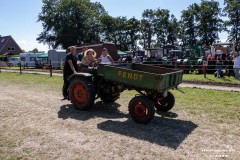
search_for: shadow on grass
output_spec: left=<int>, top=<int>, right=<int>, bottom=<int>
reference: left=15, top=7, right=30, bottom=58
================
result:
left=58, top=101, right=127, bottom=121
left=58, top=102, right=197, bottom=149
left=97, top=117, right=197, bottom=150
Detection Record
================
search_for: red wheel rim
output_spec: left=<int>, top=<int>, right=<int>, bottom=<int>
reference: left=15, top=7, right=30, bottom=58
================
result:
left=133, top=102, right=148, bottom=119
left=72, top=83, right=88, bottom=105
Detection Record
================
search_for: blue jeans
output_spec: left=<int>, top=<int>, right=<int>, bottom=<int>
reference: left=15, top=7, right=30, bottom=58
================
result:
left=216, top=65, right=222, bottom=77
left=234, top=68, right=239, bottom=80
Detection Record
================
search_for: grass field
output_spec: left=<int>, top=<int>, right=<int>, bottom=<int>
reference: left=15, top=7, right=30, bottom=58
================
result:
left=1, top=66, right=239, bottom=85
left=0, top=72, right=240, bottom=159
left=183, top=73, right=240, bottom=85
left=0, top=72, right=239, bottom=125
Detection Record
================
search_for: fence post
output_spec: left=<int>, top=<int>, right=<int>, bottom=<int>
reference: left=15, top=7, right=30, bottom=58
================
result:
left=203, top=61, right=207, bottom=78
left=49, top=60, right=52, bottom=77
left=20, top=61, right=22, bottom=75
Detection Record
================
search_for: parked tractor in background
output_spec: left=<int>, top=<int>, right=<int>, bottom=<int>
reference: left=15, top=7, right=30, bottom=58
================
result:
left=143, top=48, right=172, bottom=67
left=201, top=42, right=236, bottom=74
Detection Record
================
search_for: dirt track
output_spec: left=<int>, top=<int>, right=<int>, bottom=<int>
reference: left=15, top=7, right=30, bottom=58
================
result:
left=0, top=83, right=239, bottom=160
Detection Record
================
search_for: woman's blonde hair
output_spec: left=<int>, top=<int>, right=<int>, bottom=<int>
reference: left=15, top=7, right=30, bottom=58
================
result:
left=84, top=49, right=97, bottom=57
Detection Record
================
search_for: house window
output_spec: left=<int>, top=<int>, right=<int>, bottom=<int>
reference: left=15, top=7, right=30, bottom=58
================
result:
left=8, top=47, right=15, bottom=51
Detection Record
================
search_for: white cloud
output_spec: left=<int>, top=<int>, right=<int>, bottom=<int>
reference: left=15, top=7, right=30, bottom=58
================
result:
left=17, top=40, right=50, bottom=53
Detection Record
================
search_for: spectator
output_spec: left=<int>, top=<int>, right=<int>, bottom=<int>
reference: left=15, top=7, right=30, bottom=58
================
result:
left=77, top=46, right=88, bottom=61
left=233, top=52, right=240, bottom=80
left=132, top=51, right=141, bottom=63
left=216, top=54, right=223, bottom=78
left=226, top=55, right=234, bottom=77
left=99, top=48, right=114, bottom=64
left=62, top=46, right=79, bottom=100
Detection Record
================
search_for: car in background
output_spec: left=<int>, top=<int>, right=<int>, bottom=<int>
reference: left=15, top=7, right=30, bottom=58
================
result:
left=8, top=57, right=20, bottom=66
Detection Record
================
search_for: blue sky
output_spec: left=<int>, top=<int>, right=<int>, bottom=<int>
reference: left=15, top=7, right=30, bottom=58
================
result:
left=0, top=0, right=226, bottom=52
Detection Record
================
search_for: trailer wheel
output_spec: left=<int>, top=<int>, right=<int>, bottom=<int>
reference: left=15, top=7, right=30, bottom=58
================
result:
left=69, top=78, right=96, bottom=110
left=154, top=91, right=175, bottom=112
left=129, top=96, right=155, bottom=124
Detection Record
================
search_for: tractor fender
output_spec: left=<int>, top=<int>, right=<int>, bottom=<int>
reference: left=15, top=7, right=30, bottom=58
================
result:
left=68, top=72, right=93, bottom=82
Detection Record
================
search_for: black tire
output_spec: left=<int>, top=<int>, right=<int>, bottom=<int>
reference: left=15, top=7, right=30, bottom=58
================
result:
left=129, top=96, right=155, bottom=124
left=154, top=91, right=175, bottom=112
left=69, top=78, right=96, bottom=110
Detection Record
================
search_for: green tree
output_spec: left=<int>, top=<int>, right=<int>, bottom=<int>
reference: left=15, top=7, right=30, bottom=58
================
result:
left=153, top=9, right=170, bottom=46
left=32, top=48, right=39, bottom=53
left=114, top=16, right=128, bottom=51
left=125, top=17, right=141, bottom=50
left=223, top=0, right=240, bottom=45
left=37, top=0, right=106, bottom=49
left=180, top=6, right=197, bottom=47
left=166, top=14, right=179, bottom=45
left=100, top=15, right=117, bottom=43
left=141, top=9, right=155, bottom=48
left=194, top=0, right=223, bottom=46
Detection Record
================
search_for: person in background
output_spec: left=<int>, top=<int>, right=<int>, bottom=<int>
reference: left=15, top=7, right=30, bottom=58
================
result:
left=132, top=51, right=141, bottom=63
left=99, top=48, right=114, bottom=64
left=226, top=54, right=234, bottom=77
left=233, top=52, right=240, bottom=80
left=62, top=46, right=79, bottom=100
left=216, top=54, right=223, bottom=78
left=77, top=46, right=88, bottom=61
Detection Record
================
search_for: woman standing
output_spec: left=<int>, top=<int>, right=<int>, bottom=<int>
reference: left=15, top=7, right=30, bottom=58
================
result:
left=62, top=46, right=79, bottom=99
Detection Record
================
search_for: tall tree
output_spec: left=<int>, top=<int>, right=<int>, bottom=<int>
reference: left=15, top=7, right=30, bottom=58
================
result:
left=180, top=6, right=197, bottom=47
left=153, top=8, right=170, bottom=46
left=194, top=0, right=223, bottom=46
left=141, top=9, right=155, bottom=48
left=114, top=16, right=128, bottom=51
left=223, top=0, right=240, bottom=46
left=125, top=17, right=141, bottom=50
left=100, top=15, right=117, bottom=43
left=166, top=14, right=179, bottom=45
left=37, top=0, right=106, bottom=49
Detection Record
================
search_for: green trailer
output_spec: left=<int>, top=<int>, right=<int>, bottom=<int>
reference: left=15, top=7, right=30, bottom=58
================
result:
left=67, top=63, right=183, bottom=124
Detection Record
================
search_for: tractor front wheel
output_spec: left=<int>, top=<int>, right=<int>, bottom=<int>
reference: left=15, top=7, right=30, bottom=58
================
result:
left=69, top=78, right=96, bottom=110
left=154, top=91, right=175, bottom=112
left=128, top=96, right=155, bottom=124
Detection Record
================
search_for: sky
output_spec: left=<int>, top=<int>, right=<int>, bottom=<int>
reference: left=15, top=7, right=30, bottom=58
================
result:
left=0, top=0, right=226, bottom=53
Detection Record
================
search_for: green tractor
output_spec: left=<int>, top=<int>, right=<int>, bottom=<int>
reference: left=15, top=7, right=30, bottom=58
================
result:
left=67, top=63, right=183, bottom=124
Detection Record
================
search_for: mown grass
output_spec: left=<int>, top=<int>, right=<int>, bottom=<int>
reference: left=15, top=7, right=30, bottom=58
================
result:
left=183, top=73, right=240, bottom=85
left=1, top=66, right=239, bottom=84
left=172, top=88, right=240, bottom=123
left=0, top=72, right=239, bottom=158
left=0, top=72, right=62, bottom=92
left=1, top=66, right=63, bottom=73
left=0, top=72, right=239, bottom=123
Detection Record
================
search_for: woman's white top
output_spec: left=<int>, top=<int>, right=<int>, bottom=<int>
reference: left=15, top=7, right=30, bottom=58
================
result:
left=101, top=55, right=112, bottom=64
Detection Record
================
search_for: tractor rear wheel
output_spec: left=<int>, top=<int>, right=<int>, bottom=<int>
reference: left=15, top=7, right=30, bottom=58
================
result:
left=69, top=78, right=96, bottom=110
left=128, top=96, right=155, bottom=124
left=154, top=91, right=175, bottom=112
